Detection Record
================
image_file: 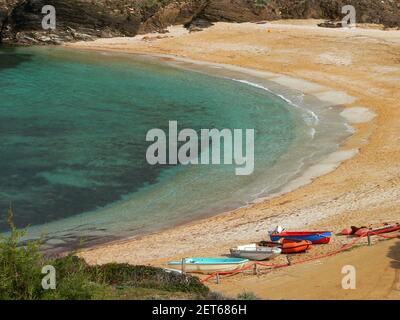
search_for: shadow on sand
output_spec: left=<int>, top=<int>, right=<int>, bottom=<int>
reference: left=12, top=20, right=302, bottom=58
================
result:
left=388, top=238, right=400, bottom=269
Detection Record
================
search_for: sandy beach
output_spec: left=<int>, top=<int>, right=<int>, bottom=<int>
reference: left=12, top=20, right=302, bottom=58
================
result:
left=66, top=20, right=400, bottom=299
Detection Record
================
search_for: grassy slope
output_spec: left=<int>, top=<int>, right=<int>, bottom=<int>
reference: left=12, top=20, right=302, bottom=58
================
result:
left=0, top=216, right=224, bottom=300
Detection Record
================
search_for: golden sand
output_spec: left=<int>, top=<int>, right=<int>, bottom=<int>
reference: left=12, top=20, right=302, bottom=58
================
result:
left=67, top=20, right=400, bottom=299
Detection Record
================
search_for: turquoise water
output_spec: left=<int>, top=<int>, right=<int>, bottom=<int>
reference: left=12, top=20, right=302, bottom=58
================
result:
left=0, top=47, right=348, bottom=250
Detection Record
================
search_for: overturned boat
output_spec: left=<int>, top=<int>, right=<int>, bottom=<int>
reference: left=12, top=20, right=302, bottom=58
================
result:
left=354, top=223, right=400, bottom=237
left=258, top=239, right=312, bottom=254
left=270, top=231, right=332, bottom=244
left=230, top=243, right=282, bottom=261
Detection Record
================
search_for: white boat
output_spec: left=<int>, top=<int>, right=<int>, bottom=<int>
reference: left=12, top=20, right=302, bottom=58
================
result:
left=230, top=243, right=281, bottom=261
left=162, top=268, right=183, bottom=275
left=167, top=257, right=249, bottom=274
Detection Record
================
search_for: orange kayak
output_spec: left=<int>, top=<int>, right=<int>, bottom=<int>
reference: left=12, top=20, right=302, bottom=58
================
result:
left=355, top=223, right=400, bottom=237
left=258, top=239, right=312, bottom=254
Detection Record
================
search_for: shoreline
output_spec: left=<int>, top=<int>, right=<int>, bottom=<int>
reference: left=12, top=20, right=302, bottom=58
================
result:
left=65, top=24, right=373, bottom=253
left=63, top=20, right=400, bottom=298
left=19, top=44, right=353, bottom=253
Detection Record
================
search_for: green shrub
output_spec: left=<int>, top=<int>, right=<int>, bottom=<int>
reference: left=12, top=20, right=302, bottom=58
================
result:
left=254, top=0, right=269, bottom=7
left=0, top=210, right=44, bottom=300
left=0, top=208, right=98, bottom=300
left=0, top=210, right=211, bottom=300
left=43, top=254, right=100, bottom=300
left=237, top=291, right=260, bottom=300
left=88, top=263, right=210, bottom=295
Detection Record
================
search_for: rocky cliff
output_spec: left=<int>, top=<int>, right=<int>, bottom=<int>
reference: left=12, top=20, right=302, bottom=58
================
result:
left=1, top=0, right=144, bottom=44
left=0, top=0, right=399, bottom=45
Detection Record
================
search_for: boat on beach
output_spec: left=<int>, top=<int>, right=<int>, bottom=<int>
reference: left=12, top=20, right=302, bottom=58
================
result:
left=270, top=231, right=332, bottom=244
left=167, top=257, right=249, bottom=274
left=354, top=223, right=400, bottom=237
left=258, top=239, right=312, bottom=254
left=230, top=244, right=281, bottom=260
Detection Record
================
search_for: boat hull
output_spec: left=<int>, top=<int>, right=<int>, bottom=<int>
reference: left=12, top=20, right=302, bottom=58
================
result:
left=270, top=231, right=332, bottom=244
left=230, top=245, right=281, bottom=261
left=355, top=224, right=400, bottom=237
left=168, top=258, right=249, bottom=274
left=259, top=239, right=312, bottom=254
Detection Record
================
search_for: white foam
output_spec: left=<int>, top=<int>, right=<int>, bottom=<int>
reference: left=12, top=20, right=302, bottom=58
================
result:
left=276, top=94, right=320, bottom=125
left=232, top=79, right=320, bottom=126
left=344, top=123, right=356, bottom=134
left=310, top=128, right=316, bottom=139
left=232, top=79, right=272, bottom=92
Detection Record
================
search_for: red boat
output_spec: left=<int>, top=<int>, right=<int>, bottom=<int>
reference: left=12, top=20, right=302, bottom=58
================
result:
left=259, top=239, right=312, bottom=254
left=355, top=223, right=400, bottom=237
left=270, top=231, right=332, bottom=244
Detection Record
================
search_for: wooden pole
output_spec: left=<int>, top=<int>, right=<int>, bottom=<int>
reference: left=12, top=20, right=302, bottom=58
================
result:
left=216, top=273, right=220, bottom=284
left=181, top=258, right=186, bottom=274
left=253, top=263, right=258, bottom=275
left=368, top=234, right=372, bottom=246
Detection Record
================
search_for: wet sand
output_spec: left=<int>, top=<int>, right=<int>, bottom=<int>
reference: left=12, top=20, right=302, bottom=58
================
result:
left=66, top=20, right=400, bottom=299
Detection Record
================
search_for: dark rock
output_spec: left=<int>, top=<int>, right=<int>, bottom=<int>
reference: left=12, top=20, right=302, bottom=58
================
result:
left=185, top=18, right=214, bottom=32
left=277, top=0, right=400, bottom=27
left=318, top=20, right=343, bottom=28
left=138, top=0, right=208, bottom=34
left=2, top=0, right=142, bottom=44
left=187, top=26, right=203, bottom=33
left=0, top=0, right=19, bottom=41
left=199, top=0, right=280, bottom=22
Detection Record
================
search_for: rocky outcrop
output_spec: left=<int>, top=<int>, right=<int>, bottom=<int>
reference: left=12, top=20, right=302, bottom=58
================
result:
left=1, top=0, right=143, bottom=44
left=0, top=1, right=19, bottom=35
left=1, top=0, right=399, bottom=45
left=199, top=0, right=280, bottom=22
left=138, top=0, right=208, bottom=34
left=277, top=0, right=400, bottom=28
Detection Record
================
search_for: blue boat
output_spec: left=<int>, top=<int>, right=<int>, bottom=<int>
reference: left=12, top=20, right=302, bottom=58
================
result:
left=168, top=257, right=249, bottom=274
left=270, top=231, right=332, bottom=244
